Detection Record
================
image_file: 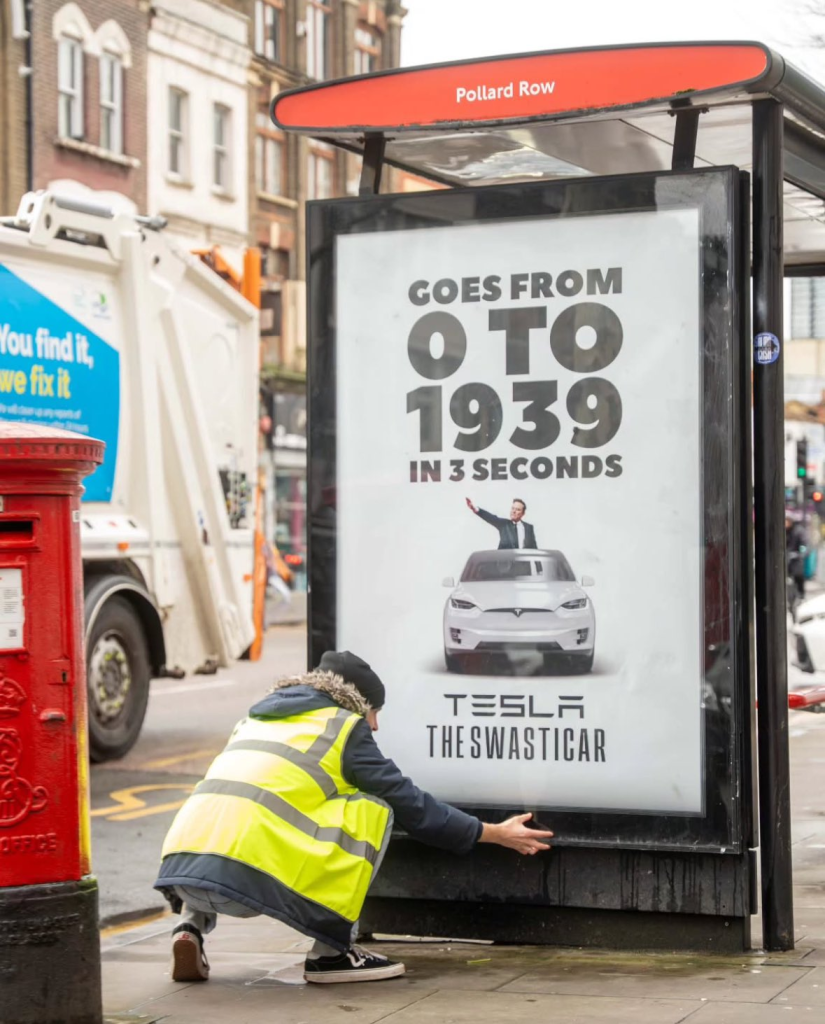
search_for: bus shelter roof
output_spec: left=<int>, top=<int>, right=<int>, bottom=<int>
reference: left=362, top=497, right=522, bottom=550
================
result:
left=272, top=41, right=825, bottom=269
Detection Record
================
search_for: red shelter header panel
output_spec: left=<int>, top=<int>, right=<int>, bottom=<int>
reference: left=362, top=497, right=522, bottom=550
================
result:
left=273, top=44, right=771, bottom=132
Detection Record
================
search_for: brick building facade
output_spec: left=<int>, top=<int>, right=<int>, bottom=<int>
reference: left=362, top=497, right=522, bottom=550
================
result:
left=2, top=0, right=407, bottom=341
left=30, top=1, right=148, bottom=210
left=247, top=0, right=406, bottom=607
left=0, top=1, right=29, bottom=213
left=1, top=0, right=408, bottom=615
left=146, top=0, right=250, bottom=268
left=247, top=0, right=406, bottom=374
left=0, top=1, right=148, bottom=214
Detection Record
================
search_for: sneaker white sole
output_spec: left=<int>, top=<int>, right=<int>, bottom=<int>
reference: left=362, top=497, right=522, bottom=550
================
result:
left=304, top=962, right=406, bottom=984
left=171, top=934, right=209, bottom=982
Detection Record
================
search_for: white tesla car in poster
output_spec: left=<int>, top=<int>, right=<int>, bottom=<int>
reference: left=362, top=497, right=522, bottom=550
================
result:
left=443, top=549, right=595, bottom=674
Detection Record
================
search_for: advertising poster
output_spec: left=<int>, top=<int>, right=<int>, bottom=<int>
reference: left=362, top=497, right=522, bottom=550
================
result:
left=314, top=171, right=741, bottom=834
left=0, top=263, right=120, bottom=502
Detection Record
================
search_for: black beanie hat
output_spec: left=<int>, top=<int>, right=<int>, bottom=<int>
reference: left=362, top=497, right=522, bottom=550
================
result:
left=318, top=650, right=385, bottom=709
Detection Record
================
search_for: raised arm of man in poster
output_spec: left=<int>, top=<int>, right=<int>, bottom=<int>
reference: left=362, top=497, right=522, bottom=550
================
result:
left=466, top=496, right=538, bottom=549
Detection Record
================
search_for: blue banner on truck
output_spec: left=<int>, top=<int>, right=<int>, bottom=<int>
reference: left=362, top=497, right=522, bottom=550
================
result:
left=0, top=264, right=120, bottom=501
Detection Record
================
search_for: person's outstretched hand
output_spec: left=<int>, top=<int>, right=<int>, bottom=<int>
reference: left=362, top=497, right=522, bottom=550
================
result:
left=466, top=497, right=478, bottom=513
left=479, top=813, right=553, bottom=855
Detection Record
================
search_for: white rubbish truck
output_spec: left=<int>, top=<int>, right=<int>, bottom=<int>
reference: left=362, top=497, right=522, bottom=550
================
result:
left=0, top=191, right=260, bottom=760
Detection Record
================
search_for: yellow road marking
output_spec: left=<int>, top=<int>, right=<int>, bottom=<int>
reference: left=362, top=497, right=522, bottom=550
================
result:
left=140, top=749, right=217, bottom=770
left=99, top=909, right=171, bottom=939
left=109, top=799, right=192, bottom=821
left=92, top=784, right=194, bottom=821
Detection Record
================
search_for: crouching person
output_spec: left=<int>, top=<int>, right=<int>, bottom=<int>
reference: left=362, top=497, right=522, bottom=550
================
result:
left=154, top=651, right=553, bottom=984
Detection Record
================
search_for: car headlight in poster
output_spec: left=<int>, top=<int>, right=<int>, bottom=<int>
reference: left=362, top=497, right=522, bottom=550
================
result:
left=312, top=169, right=744, bottom=834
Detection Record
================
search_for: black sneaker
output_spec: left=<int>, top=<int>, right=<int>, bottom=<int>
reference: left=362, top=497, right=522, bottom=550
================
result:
left=170, top=924, right=210, bottom=982
left=304, top=945, right=405, bottom=984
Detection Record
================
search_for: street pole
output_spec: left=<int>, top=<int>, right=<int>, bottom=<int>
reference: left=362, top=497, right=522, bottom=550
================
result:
left=752, top=98, right=795, bottom=951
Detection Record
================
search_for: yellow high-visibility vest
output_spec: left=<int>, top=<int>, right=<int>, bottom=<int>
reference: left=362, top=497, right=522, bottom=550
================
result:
left=161, top=706, right=390, bottom=923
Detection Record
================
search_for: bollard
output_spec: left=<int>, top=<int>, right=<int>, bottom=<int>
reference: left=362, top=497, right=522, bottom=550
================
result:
left=0, top=423, right=104, bottom=1024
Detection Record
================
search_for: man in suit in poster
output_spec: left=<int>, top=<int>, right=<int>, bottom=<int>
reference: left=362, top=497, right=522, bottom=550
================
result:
left=466, top=497, right=538, bottom=549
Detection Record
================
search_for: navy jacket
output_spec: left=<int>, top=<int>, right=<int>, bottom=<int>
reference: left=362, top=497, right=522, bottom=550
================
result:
left=155, top=684, right=482, bottom=946
left=247, top=685, right=483, bottom=852
left=476, top=507, right=537, bottom=549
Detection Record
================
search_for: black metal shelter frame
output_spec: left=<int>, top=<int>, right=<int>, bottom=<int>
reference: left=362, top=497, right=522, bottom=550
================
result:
left=272, top=41, right=824, bottom=951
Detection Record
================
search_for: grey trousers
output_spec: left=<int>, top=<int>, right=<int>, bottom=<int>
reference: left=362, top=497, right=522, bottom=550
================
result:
left=174, top=808, right=393, bottom=957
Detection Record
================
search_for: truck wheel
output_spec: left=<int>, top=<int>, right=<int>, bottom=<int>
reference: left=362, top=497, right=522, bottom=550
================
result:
left=87, top=596, right=151, bottom=762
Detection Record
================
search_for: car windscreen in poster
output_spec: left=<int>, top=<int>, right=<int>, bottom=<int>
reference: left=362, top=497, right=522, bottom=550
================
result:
left=314, top=171, right=741, bottom=831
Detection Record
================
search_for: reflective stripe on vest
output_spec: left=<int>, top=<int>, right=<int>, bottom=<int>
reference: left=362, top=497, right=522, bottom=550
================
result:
left=161, top=707, right=390, bottom=922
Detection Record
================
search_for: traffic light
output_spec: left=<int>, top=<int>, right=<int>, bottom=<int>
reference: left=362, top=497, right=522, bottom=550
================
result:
left=797, top=439, right=809, bottom=479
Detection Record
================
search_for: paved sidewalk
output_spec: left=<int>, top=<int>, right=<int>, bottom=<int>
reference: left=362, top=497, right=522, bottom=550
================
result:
left=102, top=917, right=825, bottom=1024
left=101, top=710, right=825, bottom=1024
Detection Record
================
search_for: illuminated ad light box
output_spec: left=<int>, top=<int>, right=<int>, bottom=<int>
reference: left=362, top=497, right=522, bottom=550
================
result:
left=307, top=167, right=747, bottom=852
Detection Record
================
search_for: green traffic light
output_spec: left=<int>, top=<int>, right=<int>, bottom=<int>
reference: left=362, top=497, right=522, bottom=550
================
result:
left=799, top=467, right=807, bottom=477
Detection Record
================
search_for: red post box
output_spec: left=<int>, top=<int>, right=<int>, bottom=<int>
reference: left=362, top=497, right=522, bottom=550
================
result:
left=0, top=423, right=104, bottom=1024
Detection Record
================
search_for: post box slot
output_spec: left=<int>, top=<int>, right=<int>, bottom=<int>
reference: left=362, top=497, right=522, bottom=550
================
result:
left=0, top=519, right=35, bottom=544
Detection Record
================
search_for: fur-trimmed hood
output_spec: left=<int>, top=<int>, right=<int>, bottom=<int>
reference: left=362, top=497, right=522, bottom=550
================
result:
left=248, top=670, right=371, bottom=722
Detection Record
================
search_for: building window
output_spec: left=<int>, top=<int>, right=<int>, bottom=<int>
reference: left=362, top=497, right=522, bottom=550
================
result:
left=791, top=278, right=825, bottom=340
left=261, top=245, right=291, bottom=280
left=255, top=112, right=284, bottom=196
left=260, top=285, right=283, bottom=337
left=307, top=143, right=334, bottom=200
left=354, top=25, right=380, bottom=75
left=274, top=464, right=307, bottom=593
left=168, top=87, right=188, bottom=177
left=256, top=137, right=284, bottom=196
left=306, top=1, right=331, bottom=80
left=58, top=36, right=84, bottom=139
left=213, top=104, right=231, bottom=191
left=99, top=53, right=123, bottom=154
left=254, top=0, right=283, bottom=62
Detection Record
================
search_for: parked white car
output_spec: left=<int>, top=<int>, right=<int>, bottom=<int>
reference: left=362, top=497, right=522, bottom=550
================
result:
left=792, top=592, right=825, bottom=672
left=443, top=549, right=595, bottom=674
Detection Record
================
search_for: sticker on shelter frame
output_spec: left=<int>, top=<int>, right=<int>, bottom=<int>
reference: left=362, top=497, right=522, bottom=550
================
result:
left=754, top=331, right=780, bottom=365
left=334, top=207, right=706, bottom=816
left=0, top=568, right=25, bottom=649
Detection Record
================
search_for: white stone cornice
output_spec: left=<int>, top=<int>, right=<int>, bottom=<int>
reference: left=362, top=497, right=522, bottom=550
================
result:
left=149, top=19, right=250, bottom=85
left=95, top=20, right=133, bottom=68
left=151, top=0, right=249, bottom=47
left=52, top=3, right=99, bottom=54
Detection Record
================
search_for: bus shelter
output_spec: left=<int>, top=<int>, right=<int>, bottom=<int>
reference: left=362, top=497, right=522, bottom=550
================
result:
left=272, top=42, right=820, bottom=952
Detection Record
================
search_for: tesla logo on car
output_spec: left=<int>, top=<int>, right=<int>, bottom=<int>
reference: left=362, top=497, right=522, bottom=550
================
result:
left=513, top=608, right=523, bottom=617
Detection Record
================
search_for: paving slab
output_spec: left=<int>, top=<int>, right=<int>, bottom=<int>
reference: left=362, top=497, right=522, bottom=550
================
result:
left=374, top=989, right=702, bottom=1024
left=760, top=947, right=820, bottom=968
left=102, top=959, right=198, bottom=1017
left=495, top=950, right=812, bottom=1003
left=771, top=965, right=825, bottom=1006
left=105, top=1015, right=165, bottom=1024
left=124, top=974, right=439, bottom=1024
left=794, top=908, right=825, bottom=925
left=686, top=1003, right=825, bottom=1022
left=355, top=940, right=563, bottom=992
left=788, top=945, right=825, bottom=965
left=104, top=918, right=310, bottom=959
left=793, top=914, right=825, bottom=941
